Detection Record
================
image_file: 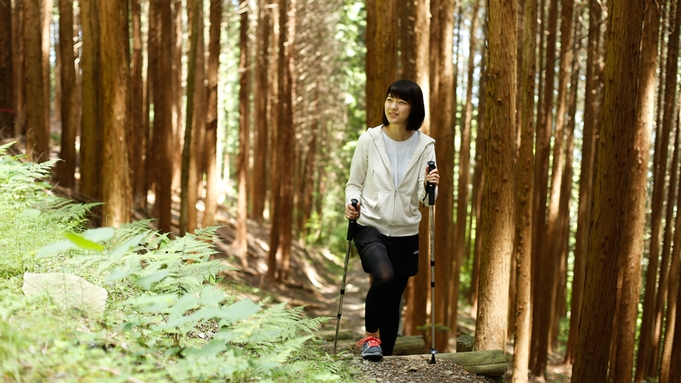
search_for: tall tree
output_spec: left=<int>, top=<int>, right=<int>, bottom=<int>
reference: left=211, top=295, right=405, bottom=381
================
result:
left=188, top=0, right=206, bottom=233
left=670, top=278, right=681, bottom=382
left=23, top=0, right=47, bottom=162
left=660, top=126, right=681, bottom=383
left=12, top=0, right=24, bottom=136
left=251, top=0, right=271, bottom=224
left=538, top=0, right=574, bottom=366
left=154, top=0, right=175, bottom=233
left=79, top=0, right=102, bottom=203
left=235, top=0, right=251, bottom=260
left=55, top=0, right=76, bottom=188
left=170, top=0, right=183, bottom=192
left=565, top=0, right=602, bottom=365
left=475, top=0, right=516, bottom=352
left=145, top=0, right=159, bottom=206
left=609, top=0, right=658, bottom=381
left=451, top=0, right=480, bottom=339
left=365, top=0, right=396, bottom=128
left=179, top=0, right=200, bottom=236
left=41, top=0, right=52, bottom=138
left=571, top=0, right=644, bottom=380
left=468, top=16, right=487, bottom=311
left=429, top=0, right=456, bottom=351
left=512, top=0, right=537, bottom=379
left=267, top=0, right=296, bottom=282
left=638, top=0, right=681, bottom=378
left=530, top=0, right=558, bottom=373
left=402, top=0, right=431, bottom=339
left=98, top=0, right=131, bottom=226
left=131, top=0, right=146, bottom=207
left=201, top=0, right=222, bottom=228
left=646, top=0, right=681, bottom=379
left=0, top=0, right=13, bottom=137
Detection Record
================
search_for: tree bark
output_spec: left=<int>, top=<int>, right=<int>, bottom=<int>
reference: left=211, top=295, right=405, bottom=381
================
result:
left=546, top=0, right=573, bottom=355
left=41, top=0, right=52, bottom=140
left=24, top=0, right=47, bottom=163
left=79, top=0, right=102, bottom=204
left=571, top=0, right=644, bottom=380
left=12, top=0, right=24, bottom=136
left=251, top=0, right=271, bottom=224
left=609, top=1, right=657, bottom=381
left=430, top=0, right=456, bottom=352
left=365, top=0, right=396, bottom=128
left=188, top=2, right=206, bottom=233
left=469, top=21, right=487, bottom=311
left=451, top=0, right=480, bottom=342
left=564, top=0, right=602, bottom=366
left=637, top=0, right=680, bottom=378
left=98, top=0, right=131, bottom=227
left=179, top=0, right=200, bottom=236
left=130, top=0, right=146, bottom=207
left=530, top=0, right=557, bottom=375
left=202, top=0, right=222, bottom=228
left=660, top=126, right=681, bottom=383
left=0, top=0, right=13, bottom=137
left=154, top=0, right=175, bottom=233
left=475, top=0, right=516, bottom=352
left=235, top=0, right=251, bottom=260
left=669, top=262, right=681, bottom=382
left=402, top=0, right=430, bottom=339
left=55, top=0, right=76, bottom=188
left=512, top=0, right=537, bottom=379
left=267, top=0, right=296, bottom=283
left=647, top=1, right=681, bottom=378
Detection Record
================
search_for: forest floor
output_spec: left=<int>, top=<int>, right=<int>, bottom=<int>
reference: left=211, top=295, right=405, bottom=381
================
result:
left=208, top=209, right=573, bottom=383
left=4, top=134, right=573, bottom=382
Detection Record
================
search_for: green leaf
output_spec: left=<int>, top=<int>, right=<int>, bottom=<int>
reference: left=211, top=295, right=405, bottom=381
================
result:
left=109, top=233, right=147, bottom=261
left=82, top=227, right=115, bottom=242
left=123, top=293, right=177, bottom=311
left=17, top=208, right=41, bottom=218
left=220, top=299, right=260, bottom=323
left=135, top=270, right=171, bottom=290
left=63, top=233, right=104, bottom=251
left=105, top=266, right=135, bottom=283
left=35, top=240, right=74, bottom=258
left=182, top=340, right=227, bottom=358
left=168, top=294, right=201, bottom=318
left=198, top=285, right=226, bottom=306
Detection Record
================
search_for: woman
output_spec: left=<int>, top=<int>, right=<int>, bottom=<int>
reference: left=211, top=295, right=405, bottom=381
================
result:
left=345, top=79, right=439, bottom=360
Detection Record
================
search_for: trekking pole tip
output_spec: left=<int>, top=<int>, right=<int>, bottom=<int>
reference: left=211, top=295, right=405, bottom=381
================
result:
left=428, top=349, right=437, bottom=364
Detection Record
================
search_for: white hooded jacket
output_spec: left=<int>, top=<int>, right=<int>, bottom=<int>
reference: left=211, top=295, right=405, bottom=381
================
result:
left=345, top=125, right=438, bottom=237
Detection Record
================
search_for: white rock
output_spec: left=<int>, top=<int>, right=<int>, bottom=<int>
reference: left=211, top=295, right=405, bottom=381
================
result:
left=22, top=272, right=108, bottom=317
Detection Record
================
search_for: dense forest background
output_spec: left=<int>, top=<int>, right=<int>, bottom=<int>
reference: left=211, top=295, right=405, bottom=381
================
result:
left=1, top=0, right=681, bottom=382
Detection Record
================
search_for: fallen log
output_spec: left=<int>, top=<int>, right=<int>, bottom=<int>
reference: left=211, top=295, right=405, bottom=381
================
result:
left=383, top=349, right=508, bottom=377
left=316, top=328, right=356, bottom=341
left=322, top=335, right=426, bottom=355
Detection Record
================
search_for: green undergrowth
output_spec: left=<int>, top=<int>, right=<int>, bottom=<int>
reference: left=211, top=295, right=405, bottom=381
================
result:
left=0, top=143, right=361, bottom=382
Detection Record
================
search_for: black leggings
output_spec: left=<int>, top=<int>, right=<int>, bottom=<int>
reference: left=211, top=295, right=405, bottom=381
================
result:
left=363, top=245, right=410, bottom=356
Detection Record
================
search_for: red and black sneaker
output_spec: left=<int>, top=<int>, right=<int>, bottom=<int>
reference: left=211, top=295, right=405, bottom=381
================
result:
left=356, top=336, right=383, bottom=361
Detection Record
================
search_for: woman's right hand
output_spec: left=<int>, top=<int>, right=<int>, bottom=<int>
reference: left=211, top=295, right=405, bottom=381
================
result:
left=345, top=202, right=360, bottom=221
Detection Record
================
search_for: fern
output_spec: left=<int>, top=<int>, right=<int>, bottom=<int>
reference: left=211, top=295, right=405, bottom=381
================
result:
left=0, top=149, right=353, bottom=383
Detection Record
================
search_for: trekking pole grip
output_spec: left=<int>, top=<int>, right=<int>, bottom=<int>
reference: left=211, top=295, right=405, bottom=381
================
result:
left=347, top=199, right=359, bottom=240
left=427, top=161, right=436, bottom=205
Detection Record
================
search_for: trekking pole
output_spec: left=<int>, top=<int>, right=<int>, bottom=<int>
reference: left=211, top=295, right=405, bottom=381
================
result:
left=426, top=161, right=437, bottom=364
left=333, top=198, right=359, bottom=354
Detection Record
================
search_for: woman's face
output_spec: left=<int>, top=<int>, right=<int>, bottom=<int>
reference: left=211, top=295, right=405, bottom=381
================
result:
left=384, top=94, right=412, bottom=127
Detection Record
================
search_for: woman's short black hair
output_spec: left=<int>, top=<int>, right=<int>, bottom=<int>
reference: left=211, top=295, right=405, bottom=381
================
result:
left=382, top=80, right=426, bottom=131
